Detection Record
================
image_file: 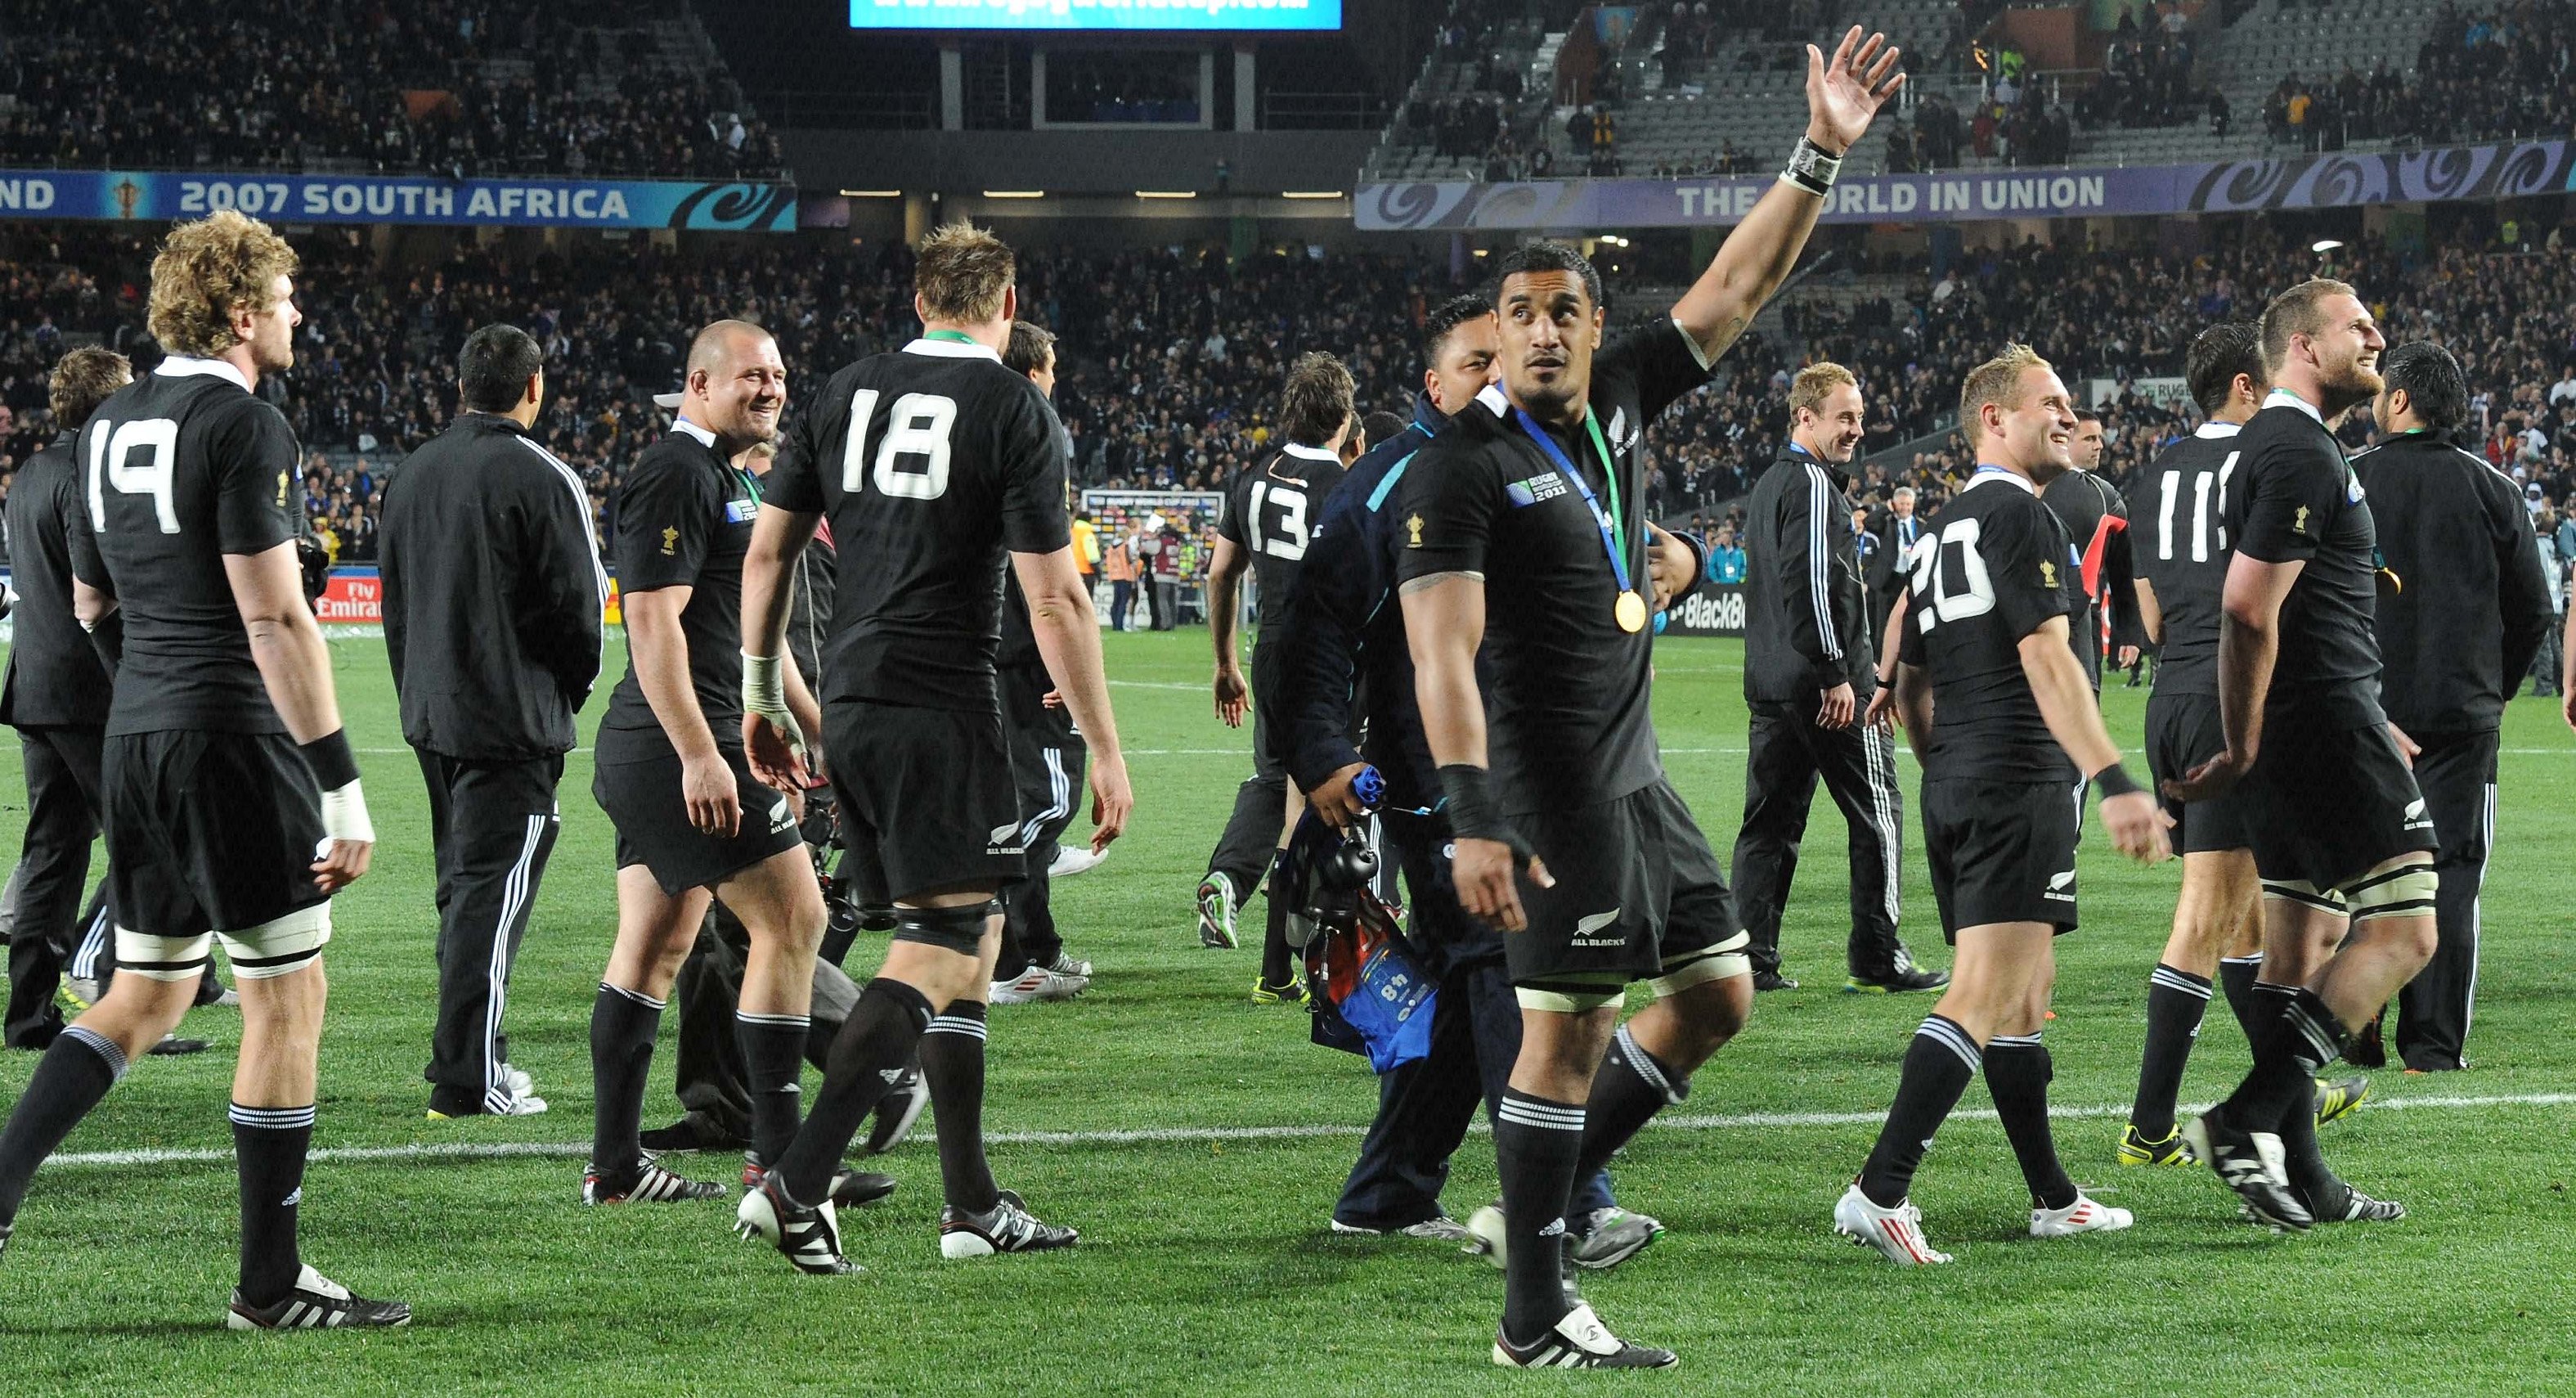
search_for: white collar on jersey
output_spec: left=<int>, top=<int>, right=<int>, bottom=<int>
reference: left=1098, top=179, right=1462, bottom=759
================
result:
left=1475, top=383, right=1510, bottom=418
left=156, top=355, right=251, bottom=392
left=2194, top=420, right=2244, bottom=439
left=671, top=417, right=718, bottom=448
left=1965, top=465, right=2038, bottom=495
left=902, top=336, right=1003, bottom=363
left=1279, top=442, right=1340, bottom=463
left=2265, top=386, right=2326, bottom=425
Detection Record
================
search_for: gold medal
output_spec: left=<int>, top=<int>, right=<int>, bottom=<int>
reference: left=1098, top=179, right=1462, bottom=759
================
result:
left=1614, top=589, right=1648, bottom=632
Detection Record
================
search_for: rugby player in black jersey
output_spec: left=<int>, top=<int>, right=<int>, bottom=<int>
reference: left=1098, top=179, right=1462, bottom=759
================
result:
left=2168, top=281, right=2435, bottom=1229
left=1834, top=345, right=2169, bottom=1266
left=0, top=212, right=405, bottom=1328
left=1398, top=28, right=1903, bottom=1368
left=583, top=321, right=830, bottom=1209
left=2119, top=322, right=2276, bottom=1165
left=1201, top=353, right=1355, bottom=1000
left=737, top=223, right=1130, bottom=1274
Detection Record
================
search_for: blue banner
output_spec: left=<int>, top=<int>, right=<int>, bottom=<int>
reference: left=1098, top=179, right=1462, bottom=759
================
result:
left=0, top=170, right=796, bottom=231
left=850, top=0, right=1339, bottom=29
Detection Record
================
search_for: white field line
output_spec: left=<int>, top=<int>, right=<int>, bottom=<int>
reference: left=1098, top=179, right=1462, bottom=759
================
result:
left=45, top=1092, right=2573, bottom=1171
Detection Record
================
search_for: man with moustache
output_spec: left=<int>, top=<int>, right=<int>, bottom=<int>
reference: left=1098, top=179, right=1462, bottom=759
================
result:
left=2347, top=341, right=2551, bottom=1074
left=2166, top=281, right=2440, bottom=1229
left=1733, top=362, right=1941, bottom=996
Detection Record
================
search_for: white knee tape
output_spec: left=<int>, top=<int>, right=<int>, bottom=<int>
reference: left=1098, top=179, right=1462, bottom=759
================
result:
left=218, top=901, right=334, bottom=980
left=114, top=928, right=215, bottom=982
left=2345, top=860, right=2437, bottom=922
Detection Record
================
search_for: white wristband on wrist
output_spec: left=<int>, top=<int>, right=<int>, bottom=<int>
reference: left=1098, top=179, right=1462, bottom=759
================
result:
left=320, top=780, right=375, bottom=844
left=743, top=650, right=786, bottom=715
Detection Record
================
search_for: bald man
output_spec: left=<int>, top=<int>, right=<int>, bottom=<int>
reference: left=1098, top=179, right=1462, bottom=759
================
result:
left=581, top=321, right=840, bottom=1207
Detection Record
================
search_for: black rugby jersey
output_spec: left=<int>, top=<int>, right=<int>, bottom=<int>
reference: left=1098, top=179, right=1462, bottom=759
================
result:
left=1218, top=443, right=1346, bottom=634
left=2, top=434, right=114, bottom=727
left=1897, top=468, right=2086, bottom=783
left=765, top=335, right=1070, bottom=713
left=2129, top=421, right=2243, bottom=698
left=1394, top=319, right=1715, bottom=812
left=69, top=357, right=301, bottom=736
left=2040, top=467, right=2134, bottom=688
left=599, top=420, right=761, bottom=744
left=2224, top=393, right=2385, bottom=728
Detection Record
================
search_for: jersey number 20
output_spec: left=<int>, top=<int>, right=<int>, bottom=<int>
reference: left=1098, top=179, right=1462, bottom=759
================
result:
left=87, top=417, right=182, bottom=534
left=1909, top=517, right=1997, bottom=631
left=842, top=389, right=956, bottom=500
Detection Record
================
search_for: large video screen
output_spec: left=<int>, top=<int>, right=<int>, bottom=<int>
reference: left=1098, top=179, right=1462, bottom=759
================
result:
left=850, top=0, right=1340, bottom=31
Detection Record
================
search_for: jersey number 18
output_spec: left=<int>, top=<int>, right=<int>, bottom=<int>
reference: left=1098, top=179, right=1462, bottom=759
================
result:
left=842, top=389, right=958, bottom=501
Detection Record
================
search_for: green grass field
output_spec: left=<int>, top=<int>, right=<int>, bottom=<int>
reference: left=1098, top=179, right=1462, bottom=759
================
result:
left=1, top=628, right=2573, bottom=1396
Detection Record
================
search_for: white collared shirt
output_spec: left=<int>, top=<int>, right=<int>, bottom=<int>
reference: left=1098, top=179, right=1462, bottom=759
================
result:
left=1965, top=465, right=2037, bottom=495
left=156, top=355, right=252, bottom=393
left=671, top=417, right=717, bottom=448
left=902, top=335, right=1004, bottom=364
left=2265, top=387, right=2326, bottom=425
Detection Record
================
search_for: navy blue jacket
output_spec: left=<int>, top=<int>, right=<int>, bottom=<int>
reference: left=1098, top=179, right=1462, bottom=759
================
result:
left=1272, top=392, right=1451, bottom=812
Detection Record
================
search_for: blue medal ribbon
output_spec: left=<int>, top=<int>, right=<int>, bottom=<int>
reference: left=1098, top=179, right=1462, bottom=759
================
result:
left=1511, top=407, right=1633, bottom=596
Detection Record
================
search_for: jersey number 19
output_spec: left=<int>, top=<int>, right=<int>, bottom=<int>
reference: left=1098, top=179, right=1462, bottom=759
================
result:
left=87, top=416, right=183, bottom=534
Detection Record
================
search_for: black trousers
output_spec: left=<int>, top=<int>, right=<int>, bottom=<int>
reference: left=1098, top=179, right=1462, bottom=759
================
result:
left=1204, top=639, right=1290, bottom=901
left=997, top=663, right=1087, bottom=979
left=1730, top=695, right=1906, bottom=978
left=2394, top=728, right=2497, bottom=1072
left=669, top=896, right=861, bottom=1140
left=417, top=749, right=564, bottom=1114
left=7, top=726, right=105, bottom=1047
left=1334, top=815, right=1612, bottom=1227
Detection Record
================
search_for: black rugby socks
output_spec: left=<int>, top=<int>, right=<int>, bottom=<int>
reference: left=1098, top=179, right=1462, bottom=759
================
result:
left=2131, top=964, right=2213, bottom=1140
left=0, top=1026, right=125, bottom=1225
left=588, top=982, right=665, bottom=1183
left=1493, top=1089, right=1585, bottom=1344
left=1986, top=1034, right=2077, bottom=1211
left=1572, top=1024, right=1688, bottom=1184
left=921, top=1000, right=1000, bottom=1214
left=736, top=1010, right=810, bottom=1166
left=231, top=1102, right=314, bottom=1307
left=777, top=978, right=932, bottom=1205
left=1858, top=1015, right=1980, bottom=1208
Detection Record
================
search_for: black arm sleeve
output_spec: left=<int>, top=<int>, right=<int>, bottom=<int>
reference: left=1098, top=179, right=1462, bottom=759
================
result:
left=520, top=454, right=608, bottom=703
left=1275, top=495, right=1372, bottom=792
left=1772, top=462, right=1848, bottom=687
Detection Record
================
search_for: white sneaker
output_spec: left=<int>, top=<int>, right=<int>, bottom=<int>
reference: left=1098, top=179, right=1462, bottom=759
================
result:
left=492, top=1091, right=550, bottom=1117
left=990, top=966, right=1089, bottom=1005
left=501, top=1063, right=535, bottom=1099
left=1463, top=1202, right=1508, bottom=1268
left=1833, top=1182, right=1953, bottom=1265
left=1331, top=1215, right=1475, bottom=1243
left=2031, top=1192, right=2133, bottom=1238
left=1044, top=952, right=1093, bottom=978
left=1049, top=846, right=1108, bottom=879
left=1491, top=1302, right=1678, bottom=1369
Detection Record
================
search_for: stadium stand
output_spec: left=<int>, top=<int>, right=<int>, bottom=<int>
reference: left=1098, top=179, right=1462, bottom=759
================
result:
left=0, top=0, right=781, bottom=178
left=7, top=216, right=2576, bottom=565
left=1367, top=0, right=2572, bottom=179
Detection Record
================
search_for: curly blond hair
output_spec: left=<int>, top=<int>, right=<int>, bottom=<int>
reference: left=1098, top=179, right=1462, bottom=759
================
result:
left=147, top=211, right=299, bottom=358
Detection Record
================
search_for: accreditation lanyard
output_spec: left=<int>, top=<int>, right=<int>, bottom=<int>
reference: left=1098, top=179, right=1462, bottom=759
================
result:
left=924, top=329, right=980, bottom=346
left=1512, top=407, right=1632, bottom=596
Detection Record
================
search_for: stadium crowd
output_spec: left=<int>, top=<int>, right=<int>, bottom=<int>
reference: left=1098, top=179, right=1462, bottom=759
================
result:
left=0, top=0, right=780, bottom=180
left=6, top=218, right=2576, bottom=578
